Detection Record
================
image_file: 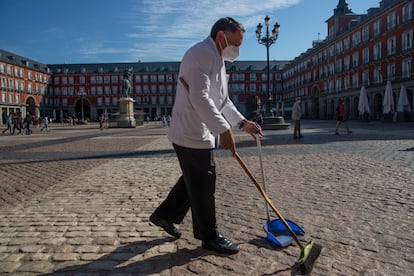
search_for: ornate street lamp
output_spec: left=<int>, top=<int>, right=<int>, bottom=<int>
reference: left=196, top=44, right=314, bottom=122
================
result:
left=256, top=15, right=280, bottom=116
left=77, top=90, right=87, bottom=124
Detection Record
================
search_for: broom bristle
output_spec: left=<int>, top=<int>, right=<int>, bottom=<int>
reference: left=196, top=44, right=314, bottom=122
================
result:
left=297, top=240, right=322, bottom=275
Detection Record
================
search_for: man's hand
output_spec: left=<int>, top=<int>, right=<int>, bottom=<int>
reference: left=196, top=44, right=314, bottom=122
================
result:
left=220, top=129, right=236, bottom=156
left=242, top=120, right=263, bottom=139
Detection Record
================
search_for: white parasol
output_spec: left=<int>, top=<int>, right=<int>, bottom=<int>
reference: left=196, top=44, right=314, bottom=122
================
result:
left=383, top=80, right=394, bottom=114
left=358, top=86, right=370, bottom=115
left=397, top=85, right=411, bottom=112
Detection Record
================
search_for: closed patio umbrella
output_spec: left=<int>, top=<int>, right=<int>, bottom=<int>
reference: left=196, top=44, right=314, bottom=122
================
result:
left=383, top=80, right=394, bottom=114
left=358, top=86, right=370, bottom=115
left=397, top=85, right=411, bottom=112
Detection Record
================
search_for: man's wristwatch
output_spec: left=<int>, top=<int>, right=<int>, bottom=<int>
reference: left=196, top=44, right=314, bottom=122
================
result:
left=238, top=119, right=247, bottom=129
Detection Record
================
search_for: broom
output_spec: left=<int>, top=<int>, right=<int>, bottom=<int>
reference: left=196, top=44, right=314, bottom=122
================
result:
left=234, top=150, right=322, bottom=274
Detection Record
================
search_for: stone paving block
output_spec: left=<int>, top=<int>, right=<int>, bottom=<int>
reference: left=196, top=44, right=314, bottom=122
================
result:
left=52, top=253, right=79, bottom=262
left=17, top=261, right=54, bottom=273
left=0, top=261, right=21, bottom=273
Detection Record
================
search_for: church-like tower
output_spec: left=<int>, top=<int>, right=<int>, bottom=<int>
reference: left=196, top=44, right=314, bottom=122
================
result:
left=326, top=0, right=359, bottom=39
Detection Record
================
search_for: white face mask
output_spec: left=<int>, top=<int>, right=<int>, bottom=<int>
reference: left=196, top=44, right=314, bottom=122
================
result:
left=221, top=33, right=240, bottom=62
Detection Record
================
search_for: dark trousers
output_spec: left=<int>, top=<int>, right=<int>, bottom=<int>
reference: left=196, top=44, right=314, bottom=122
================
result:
left=153, top=144, right=218, bottom=241
left=294, top=120, right=301, bottom=137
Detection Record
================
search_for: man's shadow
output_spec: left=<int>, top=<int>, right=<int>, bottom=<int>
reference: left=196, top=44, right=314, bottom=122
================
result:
left=42, top=238, right=212, bottom=275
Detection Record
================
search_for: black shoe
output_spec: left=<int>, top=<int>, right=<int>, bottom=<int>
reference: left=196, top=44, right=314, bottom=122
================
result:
left=299, top=135, right=304, bottom=138
left=293, top=136, right=299, bottom=139
left=202, top=234, right=239, bottom=254
left=149, top=213, right=181, bottom=238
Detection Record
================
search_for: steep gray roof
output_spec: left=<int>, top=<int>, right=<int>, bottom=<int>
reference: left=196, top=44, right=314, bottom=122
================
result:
left=0, top=48, right=50, bottom=73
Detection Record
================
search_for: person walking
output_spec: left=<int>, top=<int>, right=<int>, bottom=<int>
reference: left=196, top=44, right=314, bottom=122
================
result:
left=40, top=116, right=49, bottom=131
left=149, top=17, right=262, bottom=255
left=335, top=98, right=352, bottom=135
left=292, top=97, right=303, bottom=139
left=2, top=112, right=13, bottom=135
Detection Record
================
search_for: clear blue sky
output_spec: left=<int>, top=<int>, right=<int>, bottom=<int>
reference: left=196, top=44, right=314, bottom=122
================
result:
left=0, top=0, right=380, bottom=64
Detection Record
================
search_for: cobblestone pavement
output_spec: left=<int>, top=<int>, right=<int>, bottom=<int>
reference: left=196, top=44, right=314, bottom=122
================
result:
left=0, top=120, right=413, bottom=275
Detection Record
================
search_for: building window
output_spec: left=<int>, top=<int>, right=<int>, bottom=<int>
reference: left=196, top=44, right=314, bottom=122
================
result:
left=329, top=45, right=335, bottom=57
left=352, top=73, right=359, bottom=88
left=143, top=85, right=149, bottom=93
left=250, top=83, right=256, bottom=92
left=159, top=85, right=166, bottom=93
left=373, top=42, right=382, bottom=60
left=402, top=29, right=413, bottom=50
left=329, top=63, right=335, bottom=75
left=387, top=37, right=396, bottom=55
left=135, top=75, right=141, bottom=82
left=151, top=85, right=157, bottom=93
left=344, top=56, right=350, bottom=71
left=335, top=78, right=341, bottom=91
left=374, top=19, right=381, bottom=36
left=167, top=85, right=173, bottom=94
left=250, top=73, right=257, bottom=81
left=352, top=31, right=361, bottom=47
left=374, top=67, right=383, bottom=84
left=344, top=37, right=351, bottom=50
left=387, top=11, right=397, bottom=30
left=104, top=76, right=110, bottom=84
left=336, top=41, right=343, bottom=53
left=402, top=59, right=412, bottom=79
left=362, top=26, right=370, bottom=42
left=112, top=86, right=118, bottom=94
left=111, top=75, right=118, bottom=83
left=150, top=74, right=157, bottom=83
left=402, top=2, right=413, bottom=23
left=362, top=70, right=370, bottom=86
left=363, top=47, right=370, bottom=64
left=105, top=86, right=111, bottom=95
left=158, top=75, right=165, bottom=82
left=387, top=63, right=396, bottom=80
left=352, top=52, right=359, bottom=67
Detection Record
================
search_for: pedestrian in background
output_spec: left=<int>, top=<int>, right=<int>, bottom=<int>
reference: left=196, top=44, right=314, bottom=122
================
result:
left=335, top=98, right=352, bottom=135
left=41, top=116, right=49, bottom=131
left=2, top=112, right=13, bottom=135
left=149, top=17, right=262, bottom=255
left=292, top=97, right=303, bottom=139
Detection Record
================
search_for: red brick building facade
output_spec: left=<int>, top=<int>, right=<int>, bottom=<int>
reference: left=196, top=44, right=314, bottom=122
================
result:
left=282, top=0, right=413, bottom=120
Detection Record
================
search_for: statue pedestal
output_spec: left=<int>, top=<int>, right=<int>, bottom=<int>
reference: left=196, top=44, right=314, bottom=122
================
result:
left=261, top=116, right=290, bottom=130
left=114, top=97, right=136, bottom=128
